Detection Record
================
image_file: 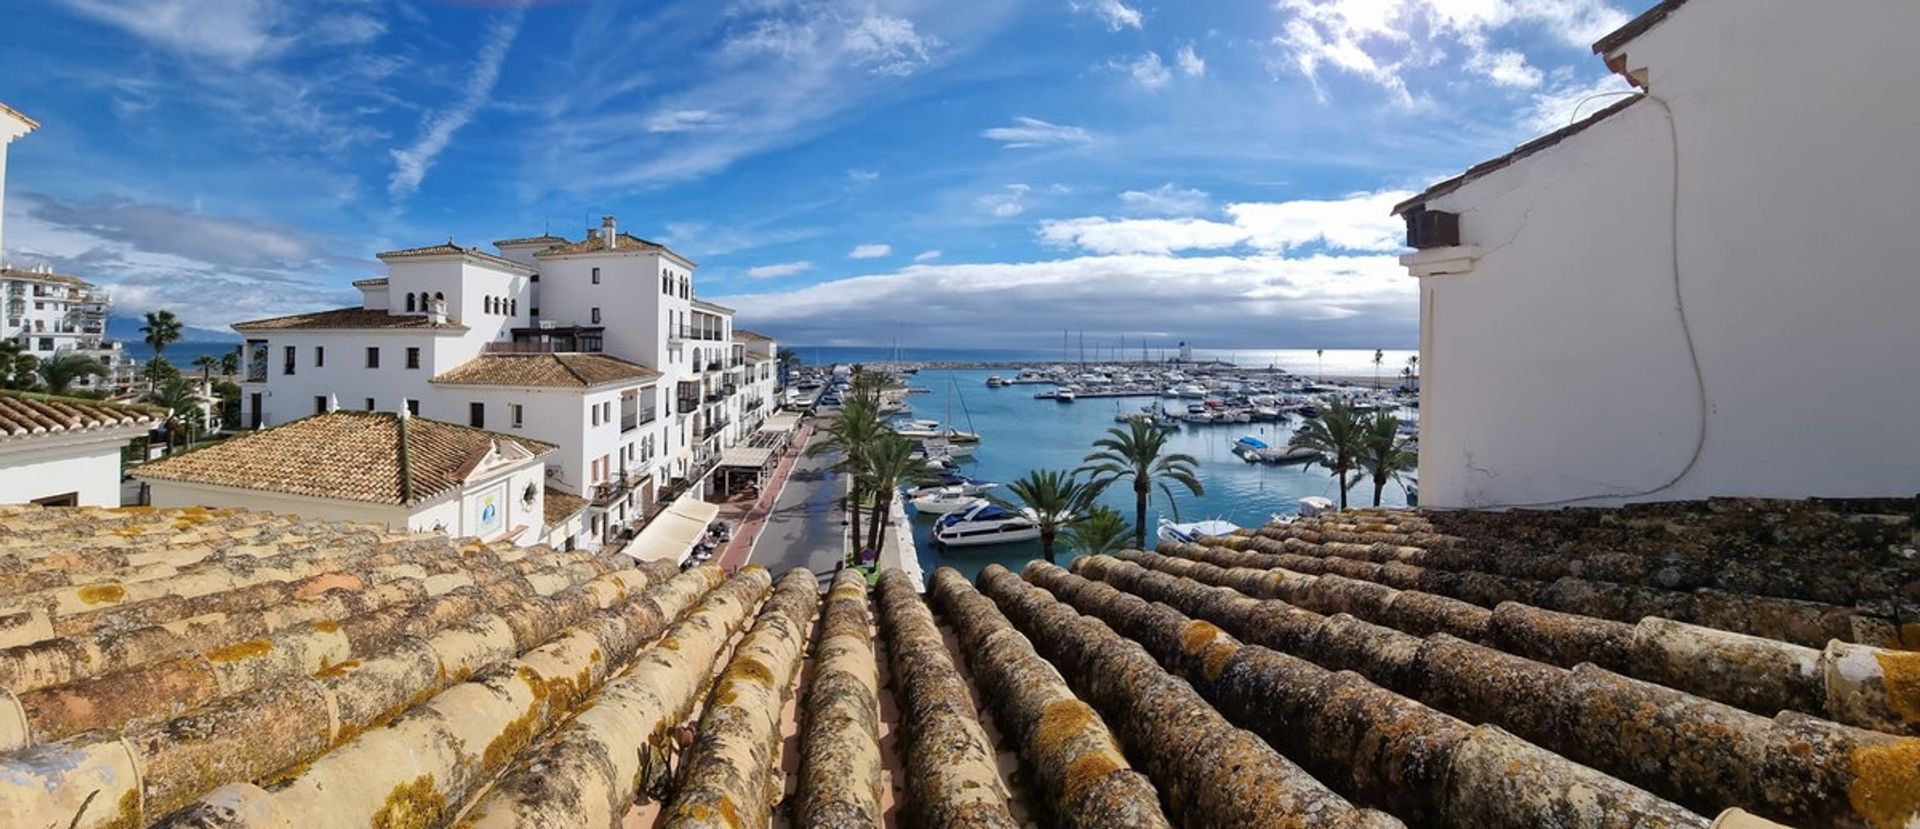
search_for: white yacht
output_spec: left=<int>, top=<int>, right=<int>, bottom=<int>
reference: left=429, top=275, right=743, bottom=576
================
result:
left=1055, top=388, right=1077, bottom=403
left=909, top=487, right=989, bottom=516
left=932, top=502, right=1041, bottom=548
left=895, top=418, right=981, bottom=444
left=1156, top=518, right=1242, bottom=545
left=1174, top=383, right=1207, bottom=398
left=907, top=474, right=998, bottom=499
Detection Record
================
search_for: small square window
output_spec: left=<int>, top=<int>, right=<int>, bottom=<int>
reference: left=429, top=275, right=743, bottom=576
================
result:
left=591, top=267, right=601, bottom=285
left=469, top=402, right=485, bottom=429
left=366, top=347, right=380, bottom=368
left=283, top=346, right=296, bottom=375
left=315, top=346, right=325, bottom=368
left=405, top=399, right=420, bottom=416
left=314, top=396, right=327, bottom=415
left=364, top=398, right=376, bottom=411
left=591, top=307, right=601, bottom=325
left=406, top=347, right=421, bottom=370
left=510, top=404, right=523, bottom=428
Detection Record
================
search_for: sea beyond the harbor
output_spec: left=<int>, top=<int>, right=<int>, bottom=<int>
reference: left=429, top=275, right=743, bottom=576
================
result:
left=796, top=346, right=1418, bottom=378
left=893, top=367, right=1416, bottom=582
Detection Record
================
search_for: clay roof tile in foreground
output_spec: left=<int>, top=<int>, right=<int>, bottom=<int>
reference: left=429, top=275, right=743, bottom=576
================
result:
left=2, top=497, right=1916, bottom=829
left=131, top=410, right=554, bottom=506
left=0, top=391, right=162, bottom=438
left=430, top=352, right=661, bottom=389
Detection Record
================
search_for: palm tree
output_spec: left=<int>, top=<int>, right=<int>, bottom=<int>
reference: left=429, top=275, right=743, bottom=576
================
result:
left=1373, top=349, right=1385, bottom=388
left=1355, top=412, right=1418, bottom=507
left=0, top=340, right=36, bottom=390
left=808, top=395, right=890, bottom=557
left=140, top=310, right=183, bottom=388
left=1288, top=395, right=1367, bottom=510
left=1077, top=418, right=1204, bottom=549
left=775, top=347, right=800, bottom=389
left=220, top=347, right=241, bottom=378
left=997, top=468, right=1096, bottom=564
left=856, top=433, right=919, bottom=561
left=1063, top=505, right=1132, bottom=557
left=148, top=377, right=202, bottom=450
left=192, top=354, right=217, bottom=382
left=1404, top=355, right=1419, bottom=390
left=36, top=353, right=107, bottom=395
left=1316, top=348, right=1325, bottom=382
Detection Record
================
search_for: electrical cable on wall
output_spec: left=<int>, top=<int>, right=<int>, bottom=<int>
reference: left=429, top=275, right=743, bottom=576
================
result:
left=1482, top=91, right=1711, bottom=509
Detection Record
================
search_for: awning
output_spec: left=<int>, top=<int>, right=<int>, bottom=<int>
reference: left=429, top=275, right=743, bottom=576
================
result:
left=760, top=412, right=801, bottom=433
left=719, top=445, right=777, bottom=469
left=620, top=495, right=721, bottom=564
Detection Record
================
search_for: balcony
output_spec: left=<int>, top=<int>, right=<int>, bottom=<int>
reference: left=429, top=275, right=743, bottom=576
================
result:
left=591, top=470, right=645, bottom=507
left=620, top=406, right=657, bottom=433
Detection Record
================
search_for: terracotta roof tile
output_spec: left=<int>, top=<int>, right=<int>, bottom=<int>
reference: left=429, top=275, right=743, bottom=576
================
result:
left=349, top=277, right=388, bottom=287
left=542, top=486, right=587, bottom=528
left=375, top=241, right=532, bottom=272
left=493, top=234, right=569, bottom=247
left=0, top=391, right=162, bottom=438
left=531, top=231, right=664, bottom=257
left=231, top=306, right=470, bottom=332
left=430, top=353, right=661, bottom=389
left=132, top=411, right=554, bottom=505
left=0, top=267, right=91, bottom=288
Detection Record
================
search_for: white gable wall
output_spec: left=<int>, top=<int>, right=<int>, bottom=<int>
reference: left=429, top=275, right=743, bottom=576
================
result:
left=1413, top=0, right=1920, bottom=508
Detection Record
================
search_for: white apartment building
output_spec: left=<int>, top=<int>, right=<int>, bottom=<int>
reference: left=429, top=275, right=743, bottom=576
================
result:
left=232, top=217, right=779, bottom=548
left=1394, top=0, right=1920, bottom=508
left=1, top=103, right=126, bottom=388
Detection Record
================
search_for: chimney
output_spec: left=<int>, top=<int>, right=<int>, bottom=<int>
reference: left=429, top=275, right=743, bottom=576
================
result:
left=602, top=216, right=618, bottom=249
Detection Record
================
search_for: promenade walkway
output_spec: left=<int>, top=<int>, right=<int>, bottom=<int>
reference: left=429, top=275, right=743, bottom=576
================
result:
left=719, top=423, right=847, bottom=575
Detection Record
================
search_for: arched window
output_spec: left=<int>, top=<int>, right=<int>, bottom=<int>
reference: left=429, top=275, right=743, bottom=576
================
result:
left=419, top=293, right=430, bottom=312
left=489, top=296, right=498, bottom=314
left=406, top=293, right=416, bottom=313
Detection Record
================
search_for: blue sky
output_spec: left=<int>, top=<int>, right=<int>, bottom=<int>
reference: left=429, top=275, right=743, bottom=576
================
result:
left=1, top=0, right=1636, bottom=349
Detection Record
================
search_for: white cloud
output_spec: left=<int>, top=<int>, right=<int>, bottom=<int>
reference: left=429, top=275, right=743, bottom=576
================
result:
left=849, top=243, right=892, bottom=259
left=388, top=9, right=524, bottom=197
left=714, top=251, right=1415, bottom=349
left=1120, top=52, right=1173, bottom=91
left=914, top=250, right=943, bottom=262
left=1039, top=190, right=1411, bottom=255
left=1070, top=0, right=1144, bottom=31
left=981, top=116, right=1094, bottom=148
left=847, top=168, right=880, bottom=183
left=1523, top=72, right=1635, bottom=133
left=1121, top=183, right=1212, bottom=215
left=843, top=14, right=940, bottom=77
left=58, top=0, right=288, bottom=65
left=646, top=110, right=719, bottom=133
left=1271, top=0, right=1631, bottom=102
left=1176, top=44, right=1206, bottom=77
left=978, top=184, right=1032, bottom=218
left=747, top=261, right=815, bottom=279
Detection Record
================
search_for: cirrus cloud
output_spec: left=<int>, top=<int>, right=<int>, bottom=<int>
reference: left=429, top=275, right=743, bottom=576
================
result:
left=1040, top=190, right=1411, bottom=255
left=981, top=116, right=1094, bottom=148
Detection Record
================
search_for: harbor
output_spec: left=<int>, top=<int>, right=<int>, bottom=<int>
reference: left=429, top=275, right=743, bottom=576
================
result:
left=797, top=359, right=1418, bottom=582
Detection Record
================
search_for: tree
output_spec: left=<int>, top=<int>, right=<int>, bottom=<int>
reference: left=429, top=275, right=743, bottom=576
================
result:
left=1373, top=349, right=1385, bottom=387
left=808, top=394, right=890, bottom=558
left=1404, top=355, right=1419, bottom=390
left=220, top=347, right=241, bottom=377
left=192, top=355, right=218, bottom=382
left=1316, top=347, right=1325, bottom=382
left=776, top=347, right=800, bottom=389
left=1076, top=418, right=1204, bottom=550
left=147, top=377, right=203, bottom=450
left=1063, top=504, right=1132, bottom=557
left=997, top=468, right=1096, bottom=564
left=140, top=310, right=184, bottom=387
left=1355, top=412, right=1418, bottom=508
left=855, top=433, right=919, bottom=561
left=1288, top=395, right=1367, bottom=510
left=0, top=340, right=37, bottom=390
left=36, top=353, right=107, bottom=395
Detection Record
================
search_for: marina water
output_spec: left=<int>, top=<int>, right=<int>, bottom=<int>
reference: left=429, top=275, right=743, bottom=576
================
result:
left=900, top=367, right=1415, bottom=582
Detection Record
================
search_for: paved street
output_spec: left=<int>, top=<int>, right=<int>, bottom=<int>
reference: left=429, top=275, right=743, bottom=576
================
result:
left=747, top=429, right=848, bottom=575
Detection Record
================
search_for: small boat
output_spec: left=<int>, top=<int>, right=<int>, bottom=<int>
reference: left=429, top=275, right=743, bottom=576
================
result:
left=985, top=375, right=1006, bottom=388
left=910, top=487, right=989, bottom=516
left=1175, top=384, right=1207, bottom=398
left=1297, top=496, right=1336, bottom=518
left=1055, top=389, right=1076, bottom=403
left=1156, top=517, right=1242, bottom=545
left=909, top=473, right=998, bottom=498
left=919, top=438, right=975, bottom=458
left=932, top=502, right=1041, bottom=547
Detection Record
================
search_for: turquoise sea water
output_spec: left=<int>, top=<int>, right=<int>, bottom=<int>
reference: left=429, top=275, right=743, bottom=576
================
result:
left=899, top=368, right=1415, bottom=582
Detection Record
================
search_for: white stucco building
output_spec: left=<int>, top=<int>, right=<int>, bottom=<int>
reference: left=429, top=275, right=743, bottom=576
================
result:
left=1, top=103, right=126, bottom=387
left=1395, top=0, right=1920, bottom=509
left=135, top=410, right=552, bottom=545
left=231, top=217, right=780, bottom=548
left=0, top=391, right=160, bottom=507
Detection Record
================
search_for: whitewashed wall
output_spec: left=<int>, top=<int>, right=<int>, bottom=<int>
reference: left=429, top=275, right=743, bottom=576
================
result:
left=0, top=433, right=133, bottom=506
left=1413, top=0, right=1920, bottom=508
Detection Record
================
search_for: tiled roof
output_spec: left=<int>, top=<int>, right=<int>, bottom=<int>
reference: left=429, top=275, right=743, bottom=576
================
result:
left=431, top=353, right=661, bottom=389
left=691, top=297, right=733, bottom=314
left=1394, top=95, right=1645, bottom=215
left=231, top=306, right=470, bottom=332
left=375, top=241, right=532, bottom=272
left=732, top=329, right=775, bottom=344
left=0, top=391, right=162, bottom=438
left=132, top=411, right=554, bottom=506
left=0, top=266, right=90, bottom=288
left=349, top=277, right=388, bottom=287
left=531, top=231, right=667, bottom=257
left=1594, top=0, right=1692, bottom=54
left=0, top=101, right=39, bottom=130
left=493, top=234, right=569, bottom=247
left=5, top=498, right=1917, bottom=829
left=542, top=486, right=587, bottom=528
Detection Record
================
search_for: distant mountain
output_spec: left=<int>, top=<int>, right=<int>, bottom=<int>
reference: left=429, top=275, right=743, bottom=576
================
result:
left=107, top=314, right=241, bottom=344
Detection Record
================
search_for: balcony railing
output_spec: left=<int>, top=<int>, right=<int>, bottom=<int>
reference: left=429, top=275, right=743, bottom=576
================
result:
left=591, top=470, right=644, bottom=507
left=620, top=407, right=656, bottom=432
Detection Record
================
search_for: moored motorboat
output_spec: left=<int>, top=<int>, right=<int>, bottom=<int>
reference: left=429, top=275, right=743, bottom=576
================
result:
left=1055, top=388, right=1076, bottom=403
left=910, top=487, right=989, bottom=516
left=908, top=473, right=998, bottom=498
left=932, top=502, right=1041, bottom=547
left=1156, top=517, right=1242, bottom=545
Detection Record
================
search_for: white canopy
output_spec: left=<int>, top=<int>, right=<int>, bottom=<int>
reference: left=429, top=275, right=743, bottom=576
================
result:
left=621, top=495, right=721, bottom=564
left=719, top=445, right=778, bottom=469
left=760, top=412, right=802, bottom=433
